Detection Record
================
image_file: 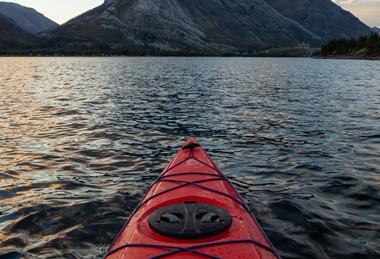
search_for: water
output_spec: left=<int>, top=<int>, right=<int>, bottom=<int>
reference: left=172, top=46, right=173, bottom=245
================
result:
left=0, top=57, right=379, bottom=259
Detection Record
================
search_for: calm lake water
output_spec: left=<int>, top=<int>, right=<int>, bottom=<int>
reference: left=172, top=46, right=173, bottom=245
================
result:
left=0, top=57, right=379, bottom=259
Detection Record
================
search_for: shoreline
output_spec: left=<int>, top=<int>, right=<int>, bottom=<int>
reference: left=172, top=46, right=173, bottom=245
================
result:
left=318, top=55, right=380, bottom=61
left=0, top=54, right=378, bottom=60
left=0, top=55, right=316, bottom=58
left=0, top=47, right=320, bottom=58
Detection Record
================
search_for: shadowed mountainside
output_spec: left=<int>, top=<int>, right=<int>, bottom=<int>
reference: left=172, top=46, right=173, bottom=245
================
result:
left=0, top=0, right=374, bottom=55
left=0, top=13, right=37, bottom=49
left=44, top=0, right=322, bottom=54
left=266, top=0, right=371, bottom=42
left=0, top=1, right=57, bottom=35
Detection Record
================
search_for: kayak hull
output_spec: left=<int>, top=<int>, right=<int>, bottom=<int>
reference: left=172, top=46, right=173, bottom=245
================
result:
left=106, top=139, right=279, bottom=259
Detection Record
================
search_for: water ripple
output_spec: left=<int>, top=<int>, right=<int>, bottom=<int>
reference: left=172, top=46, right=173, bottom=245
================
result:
left=0, top=57, right=379, bottom=258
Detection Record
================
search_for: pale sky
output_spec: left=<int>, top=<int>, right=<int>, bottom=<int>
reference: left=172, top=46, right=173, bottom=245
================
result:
left=8, top=0, right=104, bottom=24
left=333, top=0, right=380, bottom=27
left=6, top=0, right=380, bottom=27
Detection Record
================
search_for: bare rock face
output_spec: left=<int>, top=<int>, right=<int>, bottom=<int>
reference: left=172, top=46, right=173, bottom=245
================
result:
left=46, top=0, right=320, bottom=52
left=0, top=2, right=58, bottom=35
left=265, top=0, right=371, bottom=41
left=45, top=0, right=372, bottom=53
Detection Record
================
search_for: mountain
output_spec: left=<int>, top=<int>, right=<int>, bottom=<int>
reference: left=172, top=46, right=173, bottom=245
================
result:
left=0, top=13, right=37, bottom=48
left=0, top=1, right=58, bottom=35
left=45, top=0, right=321, bottom=53
left=265, top=0, right=372, bottom=42
left=2, top=0, right=373, bottom=55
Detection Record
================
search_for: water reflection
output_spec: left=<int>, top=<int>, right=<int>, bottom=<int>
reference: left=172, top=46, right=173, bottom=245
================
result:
left=0, top=57, right=379, bottom=258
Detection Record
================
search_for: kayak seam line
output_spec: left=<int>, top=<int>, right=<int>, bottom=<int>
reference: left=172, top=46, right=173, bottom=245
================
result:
left=152, top=239, right=281, bottom=259
left=156, top=178, right=247, bottom=208
left=162, top=150, right=194, bottom=175
left=163, top=148, right=219, bottom=176
left=106, top=239, right=280, bottom=259
left=159, top=172, right=221, bottom=178
left=133, top=177, right=232, bottom=213
left=192, top=157, right=220, bottom=173
left=105, top=243, right=219, bottom=259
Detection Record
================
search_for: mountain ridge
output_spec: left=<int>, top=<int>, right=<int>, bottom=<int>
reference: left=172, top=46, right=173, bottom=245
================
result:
left=45, top=0, right=323, bottom=53
left=0, top=0, right=374, bottom=55
left=0, top=1, right=57, bottom=35
left=265, top=0, right=371, bottom=42
left=44, top=0, right=372, bottom=54
left=0, top=12, right=37, bottom=49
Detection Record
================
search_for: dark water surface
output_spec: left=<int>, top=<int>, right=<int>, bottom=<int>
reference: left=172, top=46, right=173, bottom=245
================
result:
left=0, top=57, right=379, bottom=258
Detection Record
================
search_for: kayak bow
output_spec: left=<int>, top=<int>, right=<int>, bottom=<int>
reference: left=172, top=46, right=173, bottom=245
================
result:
left=106, top=138, right=280, bottom=259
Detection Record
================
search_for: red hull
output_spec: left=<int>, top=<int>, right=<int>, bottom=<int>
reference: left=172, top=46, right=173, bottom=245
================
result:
left=106, top=139, right=279, bottom=259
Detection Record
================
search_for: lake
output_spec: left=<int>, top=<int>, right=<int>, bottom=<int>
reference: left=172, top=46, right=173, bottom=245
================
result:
left=0, top=57, right=379, bottom=258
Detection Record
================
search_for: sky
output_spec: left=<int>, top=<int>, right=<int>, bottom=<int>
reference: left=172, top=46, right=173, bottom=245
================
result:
left=6, top=0, right=380, bottom=27
left=8, top=0, right=104, bottom=24
left=333, top=0, right=380, bottom=27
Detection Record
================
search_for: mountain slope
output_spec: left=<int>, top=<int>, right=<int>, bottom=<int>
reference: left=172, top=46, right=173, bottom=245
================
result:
left=45, top=0, right=321, bottom=52
left=0, top=1, right=58, bottom=35
left=265, top=0, right=372, bottom=41
left=0, top=13, right=37, bottom=48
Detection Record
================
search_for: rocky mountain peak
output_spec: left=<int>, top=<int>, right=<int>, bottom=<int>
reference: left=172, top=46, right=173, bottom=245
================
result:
left=2, top=0, right=372, bottom=54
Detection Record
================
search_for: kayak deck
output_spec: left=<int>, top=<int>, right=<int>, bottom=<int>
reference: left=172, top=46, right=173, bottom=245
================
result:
left=106, top=139, right=279, bottom=259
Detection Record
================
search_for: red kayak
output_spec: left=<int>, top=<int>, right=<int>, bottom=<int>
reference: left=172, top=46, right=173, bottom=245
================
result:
left=106, top=139, right=280, bottom=259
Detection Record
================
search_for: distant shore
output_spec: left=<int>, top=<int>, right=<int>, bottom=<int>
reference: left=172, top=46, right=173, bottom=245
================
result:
left=2, top=48, right=379, bottom=60
left=1, top=53, right=379, bottom=60
left=0, top=45, right=323, bottom=58
left=319, top=33, right=380, bottom=61
left=317, top=55, right=380, bottom=60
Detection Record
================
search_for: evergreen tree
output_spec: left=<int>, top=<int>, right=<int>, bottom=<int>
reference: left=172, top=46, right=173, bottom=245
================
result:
left=321, top=33, right=380, bottom=57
